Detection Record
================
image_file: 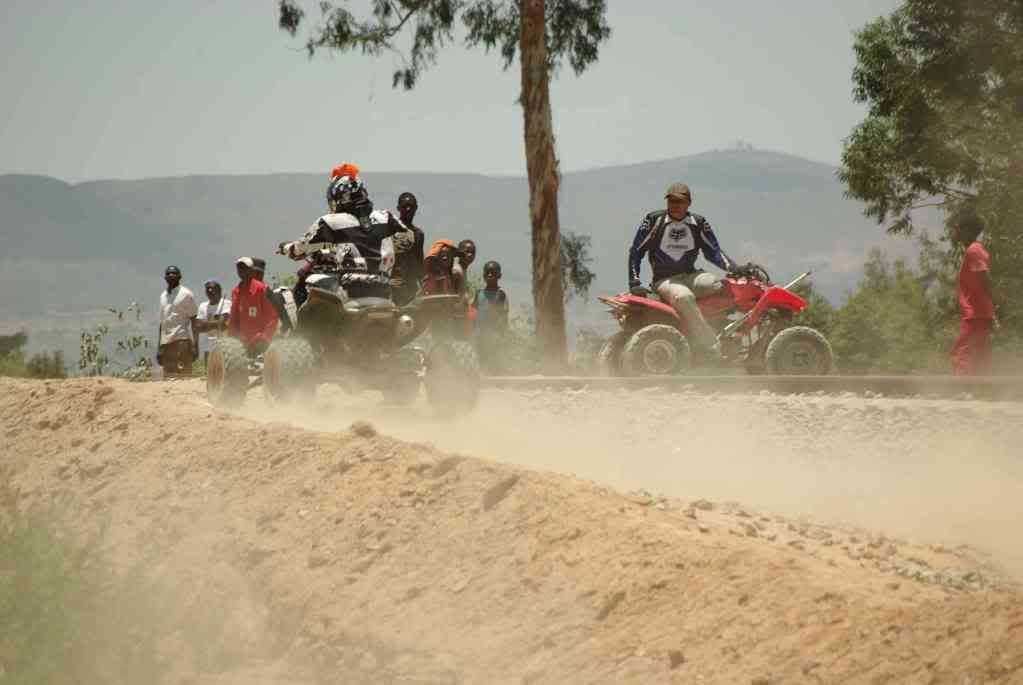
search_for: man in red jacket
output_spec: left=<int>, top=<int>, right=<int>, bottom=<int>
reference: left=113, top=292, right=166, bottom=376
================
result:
left=228, top=257, right=278, bottom=354
left=950, top=207, right=997, bottom=376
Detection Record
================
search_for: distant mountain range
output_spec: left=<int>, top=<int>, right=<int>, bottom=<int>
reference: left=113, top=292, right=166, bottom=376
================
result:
left=1, top=149, right=927, bottom=355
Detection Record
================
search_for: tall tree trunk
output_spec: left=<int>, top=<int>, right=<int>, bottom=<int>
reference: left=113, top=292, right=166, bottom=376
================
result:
left=519, top=0, right=567, bottom=370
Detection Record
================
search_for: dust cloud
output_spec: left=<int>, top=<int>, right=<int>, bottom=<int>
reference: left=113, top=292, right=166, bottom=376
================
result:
left=239, top=384, right=1023, bottom=573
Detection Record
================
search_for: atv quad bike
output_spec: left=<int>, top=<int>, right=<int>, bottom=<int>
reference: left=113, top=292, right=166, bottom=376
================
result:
left=596, top=264, right=833, bottom=376
left=207, top=270, right=480, bottom=413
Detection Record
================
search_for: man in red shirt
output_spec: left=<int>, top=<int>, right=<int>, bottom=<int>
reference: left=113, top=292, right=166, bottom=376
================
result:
left=228, top=257, right=278, bottom=354
left=950, top=207, right=996, bottom=376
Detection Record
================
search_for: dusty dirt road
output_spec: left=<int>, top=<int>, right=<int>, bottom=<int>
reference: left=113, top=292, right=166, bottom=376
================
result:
left=241, top=382, right=1023, bottom=574
left=3, top=377, right=1023, bottom=684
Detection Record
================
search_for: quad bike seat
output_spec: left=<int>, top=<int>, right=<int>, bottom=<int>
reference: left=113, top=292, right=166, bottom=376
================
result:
left=343, top=297, right=398, bottom=317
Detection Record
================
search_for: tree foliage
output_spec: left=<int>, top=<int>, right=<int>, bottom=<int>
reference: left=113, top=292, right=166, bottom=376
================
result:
left=840, top=0, right=1023, bottom=336
left=841, top=0, right=1023, bottom=229
left=826, top=249, right=947, bottom=373
left=278, top=0, right=610, bottom=89
left=559, top=231, right=595, bottom=301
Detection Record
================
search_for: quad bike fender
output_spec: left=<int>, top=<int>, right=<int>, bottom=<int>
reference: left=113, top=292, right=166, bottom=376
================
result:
left=614, top=293, right=681, bottom=321
left=741, top=286, right=805, bottom=328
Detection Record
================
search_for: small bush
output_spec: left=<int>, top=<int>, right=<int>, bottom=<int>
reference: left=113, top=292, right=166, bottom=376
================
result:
left=0, top=332, right=66, bottom=379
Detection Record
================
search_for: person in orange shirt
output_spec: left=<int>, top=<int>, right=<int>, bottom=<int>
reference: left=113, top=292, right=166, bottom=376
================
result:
left=421, top=239, right=458, bottom=295
left=950, top=207, right=997, bottom=376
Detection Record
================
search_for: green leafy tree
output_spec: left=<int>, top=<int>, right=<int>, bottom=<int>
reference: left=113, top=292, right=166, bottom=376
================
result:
left=277, top=0, right=611, bottom=369
left=560, top=231, right=596, bottom=302
left=829, top=249, right=946, bottom=374
left=792, top=282, right=836, bottom=338
left=839, top=0, right=1023, bottom=335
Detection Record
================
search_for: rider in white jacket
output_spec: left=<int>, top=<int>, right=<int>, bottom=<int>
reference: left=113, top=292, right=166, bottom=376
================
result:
left=280, top=174, right=407, bottom=300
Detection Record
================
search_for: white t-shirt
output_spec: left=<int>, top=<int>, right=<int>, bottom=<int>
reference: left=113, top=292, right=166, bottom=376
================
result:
left=197, top=298, right=231, bottom=352
left=159, top=286, right=198, bottom=346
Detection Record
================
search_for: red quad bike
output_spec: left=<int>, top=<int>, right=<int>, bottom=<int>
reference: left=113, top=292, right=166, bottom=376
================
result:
left=596, top=264, right=833, bottom=376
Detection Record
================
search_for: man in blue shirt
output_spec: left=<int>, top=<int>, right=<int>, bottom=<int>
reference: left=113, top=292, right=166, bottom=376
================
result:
left=628, top=183, right=736, bottom=357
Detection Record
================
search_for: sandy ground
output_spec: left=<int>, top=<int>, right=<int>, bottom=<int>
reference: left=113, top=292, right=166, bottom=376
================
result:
left=240, top=382, right=1023, bottom=574
left=3, top=377, right=1023, bottom=684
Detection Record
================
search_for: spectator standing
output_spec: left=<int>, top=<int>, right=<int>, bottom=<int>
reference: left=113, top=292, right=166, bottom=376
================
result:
left=951, top=207, right=997, bottom=375
left=194, top=280, right=230, bottom=367
left=452, top=239, right=477, bottom=298
left=421, top=240, right=458, bottom=295
left=391, top=192, right=426, bottom=306
left=228, top=257, right=278, bottom=354
left=157, top=265, right=198, bottom=378
left=472, top=260, right=509, bottom=374
left=251, top=257, right=293, bottom=333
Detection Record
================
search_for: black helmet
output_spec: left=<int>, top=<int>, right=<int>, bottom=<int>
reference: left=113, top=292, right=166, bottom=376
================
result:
left=327, top=175, right=372, bottom=217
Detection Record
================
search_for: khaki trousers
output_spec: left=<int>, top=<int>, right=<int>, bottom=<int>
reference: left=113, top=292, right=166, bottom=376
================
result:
left=654, top=271, right=721, bottom=351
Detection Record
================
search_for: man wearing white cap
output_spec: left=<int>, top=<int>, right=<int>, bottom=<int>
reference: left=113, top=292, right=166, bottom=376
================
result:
left=228, top=257, right=278, bottom=354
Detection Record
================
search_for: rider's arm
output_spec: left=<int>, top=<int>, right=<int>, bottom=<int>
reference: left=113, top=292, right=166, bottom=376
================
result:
left=627, top=217, right=653, bottom=286
left=698, top=220, right=733, bottom=271
left=283, top=219, right=335, bottom=259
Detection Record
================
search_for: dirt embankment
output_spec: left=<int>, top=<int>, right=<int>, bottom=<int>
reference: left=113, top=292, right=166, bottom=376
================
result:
left=3, top=377, right=1023, bottom=684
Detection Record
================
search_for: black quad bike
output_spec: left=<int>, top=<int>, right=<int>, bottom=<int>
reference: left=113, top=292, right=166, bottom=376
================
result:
left=206, top=270, right=480, bottom=414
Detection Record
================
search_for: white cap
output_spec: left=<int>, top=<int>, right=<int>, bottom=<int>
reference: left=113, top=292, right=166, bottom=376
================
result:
left=236, top=257, right=255, bottom=268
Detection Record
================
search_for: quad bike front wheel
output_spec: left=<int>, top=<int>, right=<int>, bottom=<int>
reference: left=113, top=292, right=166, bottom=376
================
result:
left=263, top=337, right=317, bottom=402
left=207, top=337, right=249, bottom=408
left=424, top=340, right=480, bottom=416
left=764, top=326, right=833, bottom=375
left=621, top=324, right=692, bottom=376
left=597, top=331, right=629, bottom=377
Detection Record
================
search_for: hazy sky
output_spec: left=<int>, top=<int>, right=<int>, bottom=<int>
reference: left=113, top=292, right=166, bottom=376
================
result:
left=2, top=0, right=898, bottom=182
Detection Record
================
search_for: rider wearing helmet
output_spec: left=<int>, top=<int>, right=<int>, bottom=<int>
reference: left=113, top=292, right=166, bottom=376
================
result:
left=280, top=172, right=406, bottom=300
left=628, top=182, right=737, bottom=358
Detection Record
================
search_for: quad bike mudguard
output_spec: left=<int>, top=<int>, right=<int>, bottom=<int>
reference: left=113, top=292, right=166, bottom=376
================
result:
left=738, top=285, right=806, bottom=330
left=617, top=294, right=679, bottom=321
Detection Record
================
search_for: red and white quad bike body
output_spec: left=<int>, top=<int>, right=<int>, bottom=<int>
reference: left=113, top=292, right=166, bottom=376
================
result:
left=596, top=265, right=833, bottom=376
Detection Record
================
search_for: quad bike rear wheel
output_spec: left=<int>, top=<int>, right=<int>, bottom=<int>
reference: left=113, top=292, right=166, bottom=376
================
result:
left=206, top=337, right=249, bottom=408
left=263, top=337, right=317, bottom=402
left=424, top=340, right=480, bottom=416
left=597, top=331, right=629, bottom=377
left=764, top=326, right=833, bottom=375
left=621, top=324, right=692, bottom=376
